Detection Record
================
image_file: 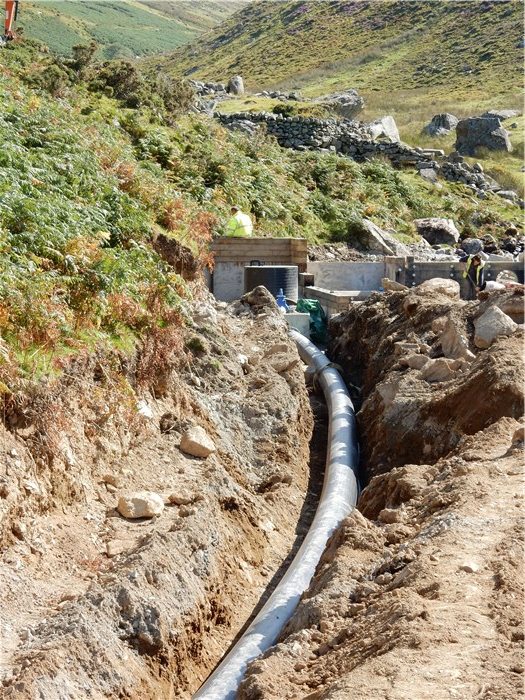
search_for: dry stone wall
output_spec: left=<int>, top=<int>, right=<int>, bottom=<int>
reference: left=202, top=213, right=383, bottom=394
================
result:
left=216, top=111, right=522, bottom=205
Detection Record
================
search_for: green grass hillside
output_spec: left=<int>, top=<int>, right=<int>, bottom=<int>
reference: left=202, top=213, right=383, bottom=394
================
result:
left=18, top=0, right=245, bottom=58
left=0, top=38, right=521, bottom=387
left=154, top=0, right=523, bottom=115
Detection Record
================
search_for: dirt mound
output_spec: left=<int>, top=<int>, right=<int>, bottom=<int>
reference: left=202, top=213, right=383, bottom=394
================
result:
left=0, top=287, right=315, bottom=698
left=238, top=287, right=524, bottom=700
left=329, top=288, right=524, bottom=479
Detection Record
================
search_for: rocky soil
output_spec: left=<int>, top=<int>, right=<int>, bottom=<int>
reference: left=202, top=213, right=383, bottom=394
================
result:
left=0, top=279, right=523, bottom=700
left=239, top=283, right=524, bottom=700
left=0, top=286, right=315, bottom=698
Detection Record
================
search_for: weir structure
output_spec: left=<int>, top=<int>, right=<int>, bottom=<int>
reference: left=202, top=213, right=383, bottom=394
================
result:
left=209, top=237, right=524, bottom=317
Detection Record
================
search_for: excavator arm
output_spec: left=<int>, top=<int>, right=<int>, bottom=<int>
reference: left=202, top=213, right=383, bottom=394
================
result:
left=4, top=0, right=19, bottom=40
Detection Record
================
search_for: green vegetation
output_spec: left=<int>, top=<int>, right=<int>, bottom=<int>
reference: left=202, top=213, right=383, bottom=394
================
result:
left=0, top=37, right=521, bottom=389
left=18, top=0, right=244, bottom=58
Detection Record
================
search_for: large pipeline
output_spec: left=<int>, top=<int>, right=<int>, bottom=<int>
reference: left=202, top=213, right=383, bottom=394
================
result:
left=192, top=330, right=359, bottom=700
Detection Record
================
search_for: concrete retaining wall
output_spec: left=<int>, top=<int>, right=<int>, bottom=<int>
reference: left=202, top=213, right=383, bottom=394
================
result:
left=307, top=261, right=384, bottom=292
left=209, top=237, right=307, bottom=302
left=209, top=239, right=523, bottom=310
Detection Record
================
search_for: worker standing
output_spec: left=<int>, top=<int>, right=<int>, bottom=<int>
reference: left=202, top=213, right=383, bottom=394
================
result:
left=460, top=252, right=486, bottom=299
left=226, top=206, right=253, bottom=237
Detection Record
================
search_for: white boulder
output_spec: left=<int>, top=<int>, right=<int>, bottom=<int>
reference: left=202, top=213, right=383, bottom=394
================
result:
left=180, top=426, right=216, bottom=458
left=117, top=491, right=164, bottom=519
left=415, top=278, right=461, bottom=299
left=474, top=306, right=518, bottom=349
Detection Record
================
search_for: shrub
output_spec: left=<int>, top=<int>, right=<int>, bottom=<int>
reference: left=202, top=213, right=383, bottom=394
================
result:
left=89, top=60, right=146, bottom=107
left=272, top=103, right=297, bottom=117
left=155, top=72, right=195, bottom=124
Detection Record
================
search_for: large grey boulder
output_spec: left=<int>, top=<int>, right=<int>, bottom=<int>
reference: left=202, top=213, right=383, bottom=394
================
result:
left=325, top=89, right=364, bottom=119
left=368, top=115, right=400, bottom=142
left=455, top=117, right=512, bottom=155
left=413, top=218, right=459, bottom=246
left=227, top=75, right=245, bottom=96
left=423, top=113, right=459, bottom=136
left=359, top=219, right=411, bottom=256
left=460, top=238, right=484, bottom=255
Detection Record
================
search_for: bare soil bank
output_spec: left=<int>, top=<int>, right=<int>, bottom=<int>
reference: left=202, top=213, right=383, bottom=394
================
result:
left=0, top=286, right=314, bottom=698
left=239, top=285, right=524, bottom=700
left=1, top=282, right=523, bottom=700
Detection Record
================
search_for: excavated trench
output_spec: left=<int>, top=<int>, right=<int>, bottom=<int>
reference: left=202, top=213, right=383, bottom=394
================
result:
left=1, top=284, right=523, bottom=700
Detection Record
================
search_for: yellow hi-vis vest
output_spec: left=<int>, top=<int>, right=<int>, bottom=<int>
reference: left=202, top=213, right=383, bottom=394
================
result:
left=463, top=256, right=485, bottom=284
left=226, top=211, right=253, bottom=237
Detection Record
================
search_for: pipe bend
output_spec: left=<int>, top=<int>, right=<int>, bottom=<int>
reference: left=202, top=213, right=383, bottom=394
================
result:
left=193, top=330, right=359, bottom=700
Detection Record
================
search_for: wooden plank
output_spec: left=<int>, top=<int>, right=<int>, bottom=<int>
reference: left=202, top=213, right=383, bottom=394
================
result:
left=213, top=257, right=300, bottom=264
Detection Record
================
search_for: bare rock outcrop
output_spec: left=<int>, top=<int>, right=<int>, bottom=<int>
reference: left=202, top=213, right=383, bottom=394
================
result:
left=455, top=116, right=513, bottom=155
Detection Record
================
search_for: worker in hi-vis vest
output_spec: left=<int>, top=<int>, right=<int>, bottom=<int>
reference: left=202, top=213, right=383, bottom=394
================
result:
left=460, top=252, right=486, bottom=299
left=226, top=206, right=253, bottom=237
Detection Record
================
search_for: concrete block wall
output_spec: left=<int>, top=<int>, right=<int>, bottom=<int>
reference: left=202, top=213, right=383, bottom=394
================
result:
left=209, top=237, right=307, bottom=302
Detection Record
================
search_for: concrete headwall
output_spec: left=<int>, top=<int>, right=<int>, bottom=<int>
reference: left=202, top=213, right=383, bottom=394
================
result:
left=209, top=239, right=523, bottom=310
left=307, top=261, right=384, bottom=292
left=209, top=237, right=307, bottom=302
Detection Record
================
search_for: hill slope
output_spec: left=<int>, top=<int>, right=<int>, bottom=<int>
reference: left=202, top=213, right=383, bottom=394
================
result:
left=154, top=0, right=523, bottom=109
left=18, top=0, right=246, bottom=58
left=0, top=37, right=522, bottom=381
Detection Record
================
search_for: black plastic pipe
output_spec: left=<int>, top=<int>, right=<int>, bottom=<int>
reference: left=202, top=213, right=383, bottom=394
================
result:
left=193, top=330, right=359, bottom=699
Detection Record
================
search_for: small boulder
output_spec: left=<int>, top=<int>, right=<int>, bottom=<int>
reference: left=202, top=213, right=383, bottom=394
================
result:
left=460, top=238, right=484, bottom=255
left=327, top=89, right=364, bottom=119
left=480, top=109, right=521, bottom=121
left=413, top=218, right=459, bottom=246
left=368, top=115, right=400, bottom=142
left=423, top=113, right=459, bottom=136
left=419, top=358, right=457, bottom=382
left=382, top=277, right=407, bottom=292
left=474, top=306, right=518, bottom=348
left=440, top=318, right=476, bottom=360
left=180, top=426, right=216, bottom=458
left=117, top=491, right=164, bottom=519
left=414, top=278, right=460, bottom=300
left=399, top=354, right=429, bottom=370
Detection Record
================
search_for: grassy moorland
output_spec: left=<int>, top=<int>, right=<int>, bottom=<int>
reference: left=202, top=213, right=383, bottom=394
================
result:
left=152, top=0, right=523, bottom=194
left=0, top=36, right=521, bottom=386
left=18, top=0, right=245, bottom=58
left=154, top=1, right=522, bottom=115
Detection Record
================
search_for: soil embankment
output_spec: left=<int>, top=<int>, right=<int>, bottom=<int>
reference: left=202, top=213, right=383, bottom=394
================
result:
left=0, top=286, right=315, bottom=698
left=1, top=281, right=523, bottom=699
left=238, top=284, right=524, bottom=700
